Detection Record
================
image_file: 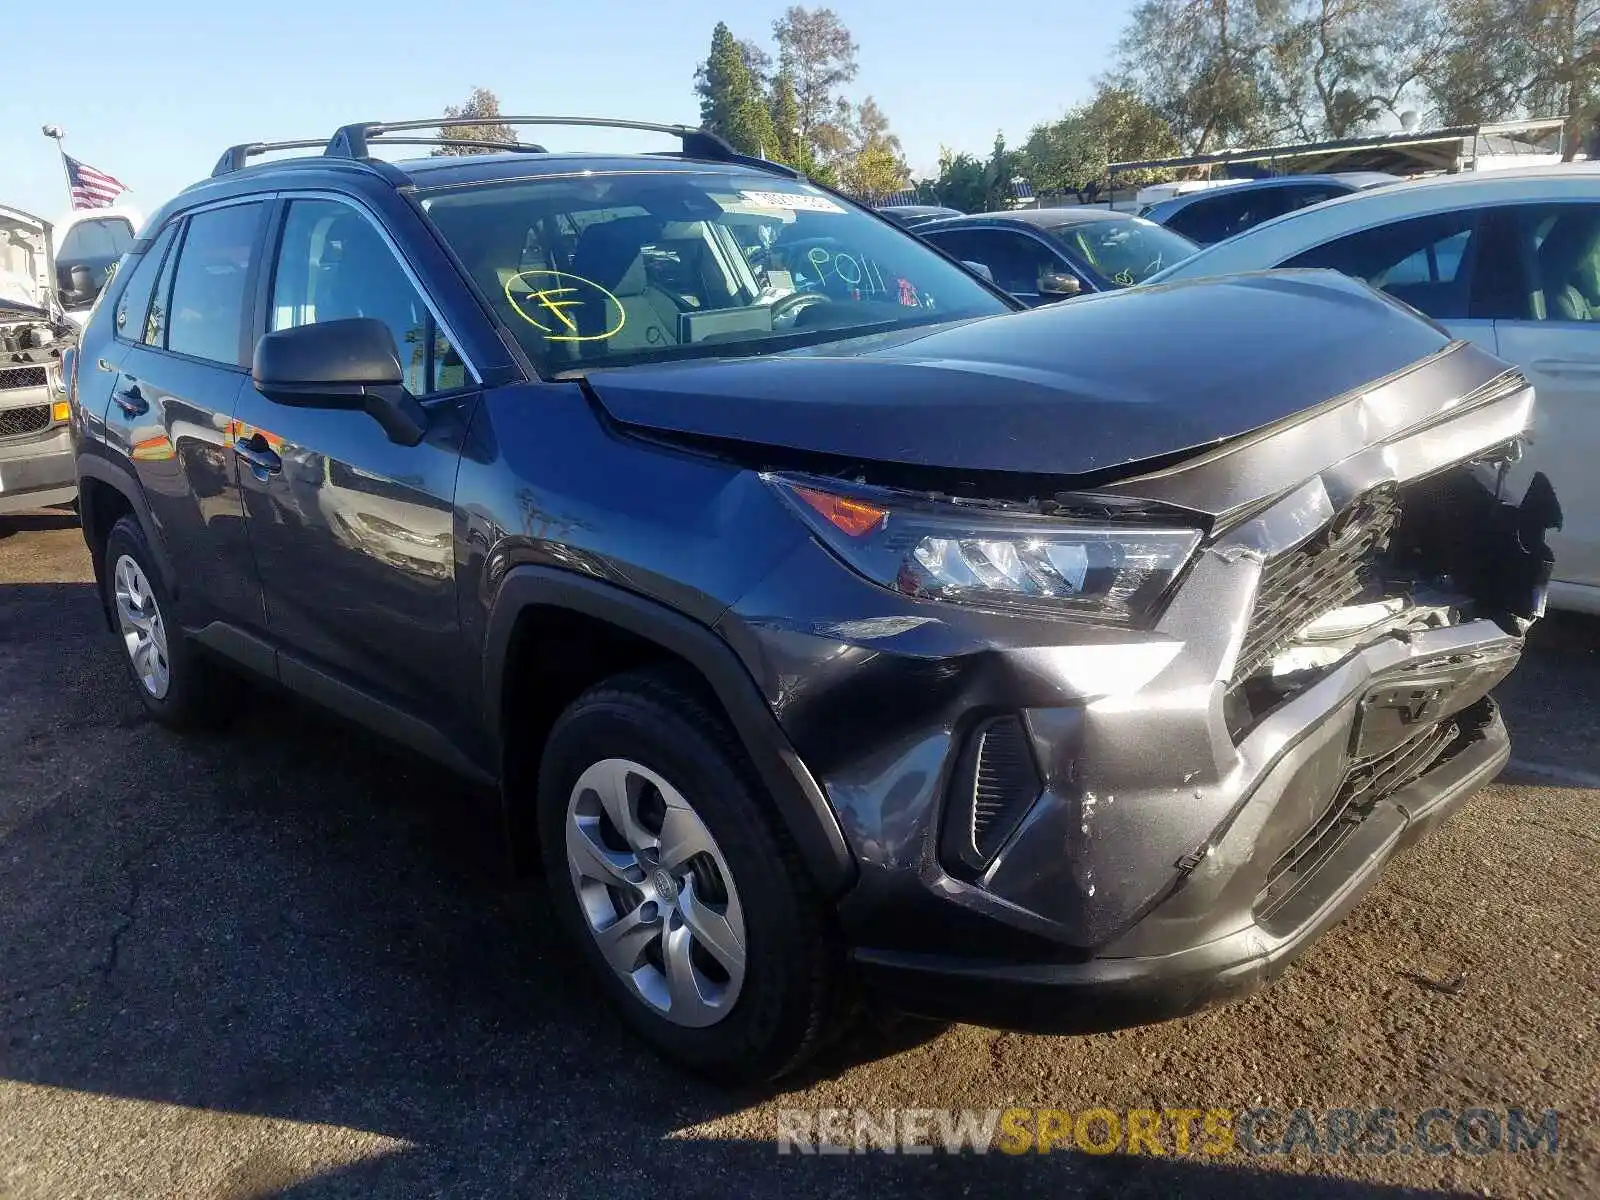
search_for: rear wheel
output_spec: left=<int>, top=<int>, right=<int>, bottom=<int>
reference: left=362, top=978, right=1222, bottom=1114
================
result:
left=537, top=670, right=844, bottom=1082
left=102, top=516, right=237, bottom=730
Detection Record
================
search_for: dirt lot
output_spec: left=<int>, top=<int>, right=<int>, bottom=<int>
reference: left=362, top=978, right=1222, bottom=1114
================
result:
left=1, top=510, right=1596, bottom=1199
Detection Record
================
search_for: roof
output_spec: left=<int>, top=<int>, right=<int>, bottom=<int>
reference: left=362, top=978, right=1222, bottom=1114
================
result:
left=1109, top=117, right=1567, bottom=177
left=920, top=207, right=1138, bottom=231
left=1152, top=160, right=1600, bottom=282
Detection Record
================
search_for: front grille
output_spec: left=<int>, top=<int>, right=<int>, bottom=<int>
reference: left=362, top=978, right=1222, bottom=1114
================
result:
left=0, top=404, right=51, bottom=439
left=1256, top=716, right=1459, bottom=923
left=0, top=365, right=48, bottom=392
left=1230, top=489, right=1401, bottom=688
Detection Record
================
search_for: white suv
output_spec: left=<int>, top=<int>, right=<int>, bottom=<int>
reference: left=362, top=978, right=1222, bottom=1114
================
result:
left=1151, top=163, right=1600, bottom=615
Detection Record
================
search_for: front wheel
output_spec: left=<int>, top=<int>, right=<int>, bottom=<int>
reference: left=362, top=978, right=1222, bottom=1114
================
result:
left=537, top=670, right=845, bottom=1082
left=102, top=515, right=238, bottom=730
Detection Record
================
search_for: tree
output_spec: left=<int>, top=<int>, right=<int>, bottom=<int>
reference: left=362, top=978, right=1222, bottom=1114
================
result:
left=773, top=6, right=860, bottom=153
left=1260, top=0, right=1449, bottom=139
left=432, top=87, right=516, bottom=156
left=1116, top=0, right=1278, bottom=153
left=839, top=96, right=910, bottom=198
left=1024, top=87, right=1180, bottom=201
left=1426, top=0, right=1600, bottom=156
left=697, top=22, right=779, bottom=156
left=928, top=134, right=1023, bottom=211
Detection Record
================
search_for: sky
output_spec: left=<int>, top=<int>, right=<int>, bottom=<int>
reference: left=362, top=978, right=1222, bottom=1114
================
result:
left=3, top=0, right=1135, bottom=222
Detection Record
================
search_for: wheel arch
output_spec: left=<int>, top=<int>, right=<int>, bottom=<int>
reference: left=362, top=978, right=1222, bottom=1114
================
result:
left=484, top=566, right=856, bottom=898
left=76, top=458, right=173, bottom=627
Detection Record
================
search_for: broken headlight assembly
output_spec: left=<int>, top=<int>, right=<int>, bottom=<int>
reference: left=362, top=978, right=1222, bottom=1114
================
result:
left=768, top=474, right=1202, bottom=625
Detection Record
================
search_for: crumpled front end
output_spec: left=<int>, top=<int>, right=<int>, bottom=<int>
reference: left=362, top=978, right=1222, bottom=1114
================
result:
left=723, top=337, right=1555, bottom=1031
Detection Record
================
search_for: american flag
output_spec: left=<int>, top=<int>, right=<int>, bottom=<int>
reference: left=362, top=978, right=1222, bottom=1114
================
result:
left=64, top=155, right=129, bottom=210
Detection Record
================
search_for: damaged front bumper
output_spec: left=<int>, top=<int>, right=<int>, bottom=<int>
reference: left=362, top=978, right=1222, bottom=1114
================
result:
left=721, top=339, right=1553, bottom=1033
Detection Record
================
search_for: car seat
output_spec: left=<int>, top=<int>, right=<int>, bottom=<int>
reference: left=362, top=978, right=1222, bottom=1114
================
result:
left=1536, top=212, right=1600, bottom=322
left=569, top=216, right=683, bottom=354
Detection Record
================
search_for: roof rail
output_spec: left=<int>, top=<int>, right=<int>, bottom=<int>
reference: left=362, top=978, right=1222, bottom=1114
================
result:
left=212, top=140, right=331, bottom=178
left=325, top=116, right=739, bottom=163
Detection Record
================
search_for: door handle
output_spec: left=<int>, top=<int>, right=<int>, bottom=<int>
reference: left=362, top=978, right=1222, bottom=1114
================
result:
left=233, top=434, right=282, bottom=477
left=1531, top=358, right=1600, bottom=378
left=112, top=384, right=148, bottom=416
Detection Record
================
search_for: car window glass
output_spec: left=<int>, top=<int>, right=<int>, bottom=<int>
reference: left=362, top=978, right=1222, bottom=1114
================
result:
left=114, top=223, right=178, bottom=342
left=1281, top=211, right=1480, bottom=320
left=144, top=221, right=183, bottom=348
left=166, top=203, right=264, bottom=365
left=1046, top=219, right=1196, bottom=286
left=1167, top=192, right=1259, bottom=244
left=57, top=217, right=134, bottom=262
left=923, top=229, right=1058, bottom=294
left=421, top=172, right=1006, bottom=374
left=1513, top=203, right=1600, bottom=322
left=269, top=199, right=466, bottom=395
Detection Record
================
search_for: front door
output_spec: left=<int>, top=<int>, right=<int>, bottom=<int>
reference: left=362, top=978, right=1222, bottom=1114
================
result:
left=99, top=201, right=269, bottom=631
left=231, top=196, right=480, bottom=727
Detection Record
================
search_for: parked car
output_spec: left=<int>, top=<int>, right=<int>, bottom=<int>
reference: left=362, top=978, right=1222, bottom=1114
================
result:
left=1149, top=163, right=1599, bottom=614
left=874, top=204, right=963, bottom=228
left=1140, top=173, right=1401, bottom=245
left=51, top=206, right=143, bottom=326
left=72, top=116, right=1554, bottom=1083
left=915, top=209, right=1198, bottom=303
left=1, top=203, right=77, bottom=515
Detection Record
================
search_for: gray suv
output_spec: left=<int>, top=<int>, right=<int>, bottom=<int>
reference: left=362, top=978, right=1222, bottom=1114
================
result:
left=70, top=116, right=1556, bottom=1082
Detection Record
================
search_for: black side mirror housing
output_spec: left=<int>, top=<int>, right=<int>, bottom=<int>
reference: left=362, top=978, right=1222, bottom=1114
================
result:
left=252, top=317, right=427, bottom=446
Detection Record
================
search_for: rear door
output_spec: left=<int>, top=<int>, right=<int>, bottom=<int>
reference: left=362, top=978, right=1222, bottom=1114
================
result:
left=230, top=195, right=478, bottom=731
left=101, top=200, right=269, bottom=631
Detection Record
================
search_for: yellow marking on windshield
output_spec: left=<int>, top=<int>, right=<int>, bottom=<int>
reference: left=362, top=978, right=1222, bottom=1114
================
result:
left=504, top=269, right=626, bottom=343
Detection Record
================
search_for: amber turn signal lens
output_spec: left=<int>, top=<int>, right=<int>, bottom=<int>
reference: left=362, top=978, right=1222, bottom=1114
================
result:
left=51, top=401, right=70, bottom=423
left=791, top=485, right=888, bottom=537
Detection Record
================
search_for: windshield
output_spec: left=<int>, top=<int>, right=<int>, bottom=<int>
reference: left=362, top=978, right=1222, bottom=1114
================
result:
left=1044, top=218, right=1197, bottom=287
left=421, top=171, right=1010, bottom=373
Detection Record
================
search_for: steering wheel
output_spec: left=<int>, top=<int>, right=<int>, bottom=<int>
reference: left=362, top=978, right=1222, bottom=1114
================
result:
left=770, top=289, right=834, bottom=328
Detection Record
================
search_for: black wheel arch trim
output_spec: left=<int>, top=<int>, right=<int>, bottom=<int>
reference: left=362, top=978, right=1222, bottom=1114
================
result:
left=76, top=457, right=176, bottom=617
left=483, top=565, right=857, bottom=898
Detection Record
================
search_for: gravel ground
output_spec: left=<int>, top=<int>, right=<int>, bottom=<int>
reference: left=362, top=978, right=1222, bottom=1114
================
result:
left=0, top=510, right=1595, bottom=1199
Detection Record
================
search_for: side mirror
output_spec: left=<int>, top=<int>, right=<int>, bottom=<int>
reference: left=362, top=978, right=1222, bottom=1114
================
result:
left=1038, top=270, right=1083, bottom=298
left=252, top=317, right=427, bottom=447
left=960, top=260, right=996, bottom=284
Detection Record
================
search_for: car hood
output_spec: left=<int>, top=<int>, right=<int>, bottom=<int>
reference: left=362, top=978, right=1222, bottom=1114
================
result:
left=586, top=271, right=1454, bottom=481
left=0, top=204, right=51, bottom=313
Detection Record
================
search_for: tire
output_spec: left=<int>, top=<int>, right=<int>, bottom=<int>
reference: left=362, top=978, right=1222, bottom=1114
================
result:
left=537, top=669, right=845, bottom=1083
left=102, top=515, right=238, bottom=730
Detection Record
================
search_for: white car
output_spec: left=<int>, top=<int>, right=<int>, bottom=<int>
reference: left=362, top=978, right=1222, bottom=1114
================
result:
left=1151, top=163, right=1600, bottom=614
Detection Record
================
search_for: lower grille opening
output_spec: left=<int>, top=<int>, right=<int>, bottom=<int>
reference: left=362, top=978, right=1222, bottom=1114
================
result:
left=939, top=715, right=1042, bottom=879
left=1254, top=710, right=1474, bottom=926
left=0, top=404, right=51, bottom=440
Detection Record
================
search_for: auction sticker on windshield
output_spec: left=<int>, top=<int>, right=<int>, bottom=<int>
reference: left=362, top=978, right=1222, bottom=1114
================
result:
left=740, top=190, right=845, bottom=214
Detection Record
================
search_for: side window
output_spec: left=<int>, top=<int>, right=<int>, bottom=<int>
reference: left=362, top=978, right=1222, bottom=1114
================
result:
left=1281, top=185, right=1346, bottom=214
left=1166, top=193, right=1253, bottom=244
left=1514, top=203, right=1600, bottom=322
left=924, top=229, right=1059, bottom=295
left=269, top=199, right=467, bottom=395
left=1282, top=211, right=1480, bottom=320
left=113, top=223, right=178, bottom=342
left=144, top=221, right=182, bottom=348
left=166, top=203, right=265, bottom=365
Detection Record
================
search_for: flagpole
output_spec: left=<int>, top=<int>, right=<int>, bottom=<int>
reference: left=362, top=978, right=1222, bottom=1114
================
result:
left=42, top=125, right=73, bottom=209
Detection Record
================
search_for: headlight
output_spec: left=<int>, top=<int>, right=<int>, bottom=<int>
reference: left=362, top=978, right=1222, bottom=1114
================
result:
left=769, top=474, right=1202, bottom=625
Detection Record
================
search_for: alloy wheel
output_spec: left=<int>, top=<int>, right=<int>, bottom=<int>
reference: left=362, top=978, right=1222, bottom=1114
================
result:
left=564, top=757, right=747, bottom=1028
left=112, top=554, right=171, bottom=700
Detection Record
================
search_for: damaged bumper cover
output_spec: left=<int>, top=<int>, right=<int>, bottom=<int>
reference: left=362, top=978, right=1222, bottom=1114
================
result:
left=721, top=339, right=1553, bottom=1032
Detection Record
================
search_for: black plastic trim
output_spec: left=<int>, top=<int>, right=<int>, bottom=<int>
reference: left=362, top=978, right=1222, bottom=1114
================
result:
left=482, top=566, right=857, bottom=896
left=75, top=456, right=175, bottom=600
